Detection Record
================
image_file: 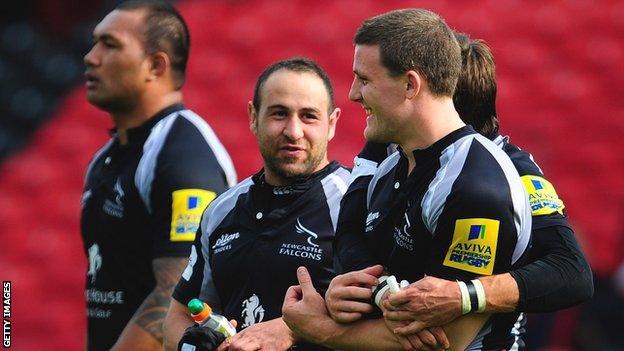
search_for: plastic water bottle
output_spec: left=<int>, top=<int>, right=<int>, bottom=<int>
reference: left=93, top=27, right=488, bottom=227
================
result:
left=187, top=298, right=237, bottom=337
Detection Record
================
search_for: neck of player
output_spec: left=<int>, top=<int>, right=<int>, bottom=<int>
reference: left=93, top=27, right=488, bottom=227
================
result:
left=401, top=97, right=465, bottom=173
left=112, top=90, right=183, bottom=145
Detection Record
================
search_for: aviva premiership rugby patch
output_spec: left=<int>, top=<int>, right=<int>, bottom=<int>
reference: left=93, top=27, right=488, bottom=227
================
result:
left=170, top=189, right=216, bottom=242
left=521, top=175, right=565, bottom=216
left=443, top=218, right=499, bottom=275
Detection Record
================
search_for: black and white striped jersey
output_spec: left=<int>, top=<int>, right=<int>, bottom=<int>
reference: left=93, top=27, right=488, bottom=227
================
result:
left=81, top=104, right=236, bottom=351
left=493, top=135, right=568, bottom=230
left=364, top=126, right=531, bottom=350
left=173, top=162, right=351, bottom=351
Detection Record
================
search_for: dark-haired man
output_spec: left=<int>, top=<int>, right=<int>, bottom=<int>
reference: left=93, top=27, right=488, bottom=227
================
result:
left=163, top=58, right=350, bottom=351
left=283, top=9, right=532, bottom=350
left=326, top=31, right=592, bottom=350
left=81, top=1, right=236, bottom=350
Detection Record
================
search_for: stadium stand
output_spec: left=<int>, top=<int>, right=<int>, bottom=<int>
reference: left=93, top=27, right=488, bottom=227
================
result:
left=0, top=0, right=622, bottom=349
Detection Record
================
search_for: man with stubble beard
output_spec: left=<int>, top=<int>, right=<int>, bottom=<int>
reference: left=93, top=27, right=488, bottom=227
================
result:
left=163, top=58, right=351, bottom=351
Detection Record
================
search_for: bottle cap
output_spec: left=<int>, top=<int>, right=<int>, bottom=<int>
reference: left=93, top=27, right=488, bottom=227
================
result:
left=188, top=299, right=205, bottom=314
left=188, top=299, right=212, bottom=322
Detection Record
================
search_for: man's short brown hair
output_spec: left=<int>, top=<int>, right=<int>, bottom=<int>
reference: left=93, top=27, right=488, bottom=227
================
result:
left=354, top=9, right=461, bottom=97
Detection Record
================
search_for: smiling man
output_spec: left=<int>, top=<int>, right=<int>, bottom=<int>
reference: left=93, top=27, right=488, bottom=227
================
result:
left=81, top=1, right=236, bottom=350
left=163, top=58, right=350, bottom=351
left=283, top=9, right=532, bottom=350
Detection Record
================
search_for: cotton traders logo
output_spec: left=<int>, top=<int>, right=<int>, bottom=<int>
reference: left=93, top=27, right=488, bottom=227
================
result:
left=102, top=178, right=124, bottom=218
left=366, top=212, right=380, bottom=226
left=278, top=218, right=324, bottom=261
left=212, top=232, right=240, bottom=254
left=241, top=294, right=265, bottom=328
left=443, top=218, right=499, bottom=275
left=87, top=243, right=102, bottom=283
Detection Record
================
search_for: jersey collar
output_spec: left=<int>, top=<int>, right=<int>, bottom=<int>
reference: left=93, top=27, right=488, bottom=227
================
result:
left=108, top=103, right=186, bottom=143
left=399, top=125, right=477, bottom=162
left=252, top=161, right=341, bottom=195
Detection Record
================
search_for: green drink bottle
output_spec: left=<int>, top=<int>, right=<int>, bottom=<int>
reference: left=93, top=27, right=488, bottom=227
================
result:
left=187, top=298, right=237, bottom=338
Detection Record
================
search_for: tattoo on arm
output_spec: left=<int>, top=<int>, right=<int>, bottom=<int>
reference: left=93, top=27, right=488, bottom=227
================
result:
left=131, top=257, right=188, bottom=343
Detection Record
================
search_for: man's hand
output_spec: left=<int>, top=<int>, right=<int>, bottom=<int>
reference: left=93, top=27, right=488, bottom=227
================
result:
left=325, top=265, right=384, bottom=323
left=282, top=267, right=342, bottom=345
left=178, top=324, right=226, bottom=351
left=375, top=290, right=449, bottom=351
left=382, top=276, right=462, bottom=335
left=216, top=318, right=294, bottom=351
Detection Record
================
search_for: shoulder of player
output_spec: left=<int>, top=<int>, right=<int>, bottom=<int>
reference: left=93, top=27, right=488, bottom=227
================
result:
left=448, top=136, right=522, bottom=201
left=157, top=109, right=221, bottom=156
left=199, top=177, right=254, bottom=235
left=500, top=140, right=545, bottom=178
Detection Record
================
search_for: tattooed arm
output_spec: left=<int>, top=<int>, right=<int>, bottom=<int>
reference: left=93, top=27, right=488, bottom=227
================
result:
left=111, top=257, right=188, bottom=351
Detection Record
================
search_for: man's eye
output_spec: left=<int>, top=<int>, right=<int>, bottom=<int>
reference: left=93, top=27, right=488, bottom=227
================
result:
left=273, top=110, right=288, bottom=117
left=303, top=113, right=319, bottom=120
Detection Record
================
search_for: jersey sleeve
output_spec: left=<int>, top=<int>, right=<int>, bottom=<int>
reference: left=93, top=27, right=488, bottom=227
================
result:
left=149, top=117, right=232, bottom=258
left=333, top=176, right=379, bottom=273
left=172, top=209, right=222, bottom=311
left=503, top=142, right=568, bottom=229
left=172, top=224, right=206, bottom=305
left=510, top=225, right=593, bottom=312
left=425, top=169, right=529, bottom=281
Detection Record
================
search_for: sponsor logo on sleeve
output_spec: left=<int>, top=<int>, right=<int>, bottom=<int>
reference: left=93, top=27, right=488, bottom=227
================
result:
left=170, top=189, right=216, bottom=242
left=443, top=218, right=499, bottom=275
left=521, top=175, right=565, bottom=216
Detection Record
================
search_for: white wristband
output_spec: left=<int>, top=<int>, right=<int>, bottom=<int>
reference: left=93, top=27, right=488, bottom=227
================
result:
left=471, top=279, right=487, bottom=312
left=457, top=281, right=471, bottom=315
left=374, top=284, right=392, bottom=307
left=386, top=276, right=400, bottom=293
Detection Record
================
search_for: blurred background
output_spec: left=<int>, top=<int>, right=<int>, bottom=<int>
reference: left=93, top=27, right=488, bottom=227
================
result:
left=0, top=0, right=622, bottom=349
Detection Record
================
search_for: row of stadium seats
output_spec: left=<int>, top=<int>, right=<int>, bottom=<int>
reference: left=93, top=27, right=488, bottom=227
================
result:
left=1, top=0, right=622, bottom=349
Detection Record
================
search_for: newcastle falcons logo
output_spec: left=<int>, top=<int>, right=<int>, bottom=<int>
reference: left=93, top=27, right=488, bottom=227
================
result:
left=295, top=218, right=319, bottom=247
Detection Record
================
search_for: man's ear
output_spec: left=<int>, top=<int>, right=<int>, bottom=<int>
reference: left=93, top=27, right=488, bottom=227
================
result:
left=327, top=107, right=341, bottom=142
left=147, top=52, right=169, bottom=81
left=248, top=101, right=258, bottom=135
left=405, top=70, right=422, bottom=99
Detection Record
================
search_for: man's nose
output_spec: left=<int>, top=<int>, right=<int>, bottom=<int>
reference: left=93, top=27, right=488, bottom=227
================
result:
left=348, top=79, right=362, bottom=102
left=283, top=116, right=304, bottom=141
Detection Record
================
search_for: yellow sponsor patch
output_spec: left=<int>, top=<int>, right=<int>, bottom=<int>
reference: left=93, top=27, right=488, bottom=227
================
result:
left=170, top=189, right=216, bottom=242
left=521, top=175, right=565, bottom=216
left=443, top=218, right=499, bottom=275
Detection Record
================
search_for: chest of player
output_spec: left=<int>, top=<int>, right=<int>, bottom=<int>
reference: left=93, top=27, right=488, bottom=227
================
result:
left=207, top=187, right=336, bottom=319
left=81, top=144, right=150, bottom=255
left=208, top=201, right=334, bottom=280
left=366, top=158, right=440, bottom=279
